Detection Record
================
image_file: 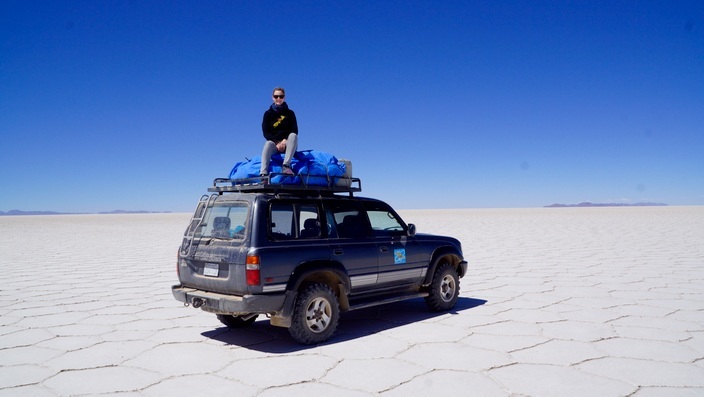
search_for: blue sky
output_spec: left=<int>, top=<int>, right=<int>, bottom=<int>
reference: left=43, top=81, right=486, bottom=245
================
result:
left=1, top=1, right=703, bottom=213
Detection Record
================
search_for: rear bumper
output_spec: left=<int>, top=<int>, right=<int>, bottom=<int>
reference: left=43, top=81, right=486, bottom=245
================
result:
left=172, top=285, right=286, bottom=315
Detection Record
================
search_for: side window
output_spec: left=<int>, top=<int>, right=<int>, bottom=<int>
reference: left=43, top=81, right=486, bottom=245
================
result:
left=326, top=202, right=369, bottom=239
left=325, top=210, right=339, bottom=238
left=364, top=202, right=405, bottom=236
left=270, top=203, right=294, bottom=240
left=367, top=210, right=405, bottom=235
left=299, top=205, right=321, bottom=239
left=269, top=202, right=321, bottom=240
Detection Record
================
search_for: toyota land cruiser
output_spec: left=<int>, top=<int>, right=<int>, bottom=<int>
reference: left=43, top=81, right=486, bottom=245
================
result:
left=172, top=174, right=468, bottom=344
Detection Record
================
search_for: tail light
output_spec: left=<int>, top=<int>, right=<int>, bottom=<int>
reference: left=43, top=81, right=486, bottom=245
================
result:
left=246, top=255, right=261, bottom=286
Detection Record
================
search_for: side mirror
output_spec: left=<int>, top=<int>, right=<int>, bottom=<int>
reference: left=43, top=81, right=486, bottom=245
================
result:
left=407, top=223, right=416, bottom=237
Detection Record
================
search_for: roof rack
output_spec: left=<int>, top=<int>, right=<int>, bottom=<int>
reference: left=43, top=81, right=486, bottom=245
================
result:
left=208, top=173, right=362, bottom=195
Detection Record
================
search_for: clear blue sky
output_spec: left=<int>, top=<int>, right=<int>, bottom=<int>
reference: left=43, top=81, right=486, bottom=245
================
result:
left=2, top=1, right=703, bottom=213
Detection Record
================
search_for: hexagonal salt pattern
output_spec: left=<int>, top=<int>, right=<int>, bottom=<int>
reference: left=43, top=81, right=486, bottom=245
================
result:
left=1, top=208, right=703, bottom=396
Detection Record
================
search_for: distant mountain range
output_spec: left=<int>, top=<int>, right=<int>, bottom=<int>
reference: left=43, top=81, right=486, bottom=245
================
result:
left=0, top=210, right=172, bottom=216
left=544, top=202, right=667, bottom=208
left=0, top=210, right=65, bottom=216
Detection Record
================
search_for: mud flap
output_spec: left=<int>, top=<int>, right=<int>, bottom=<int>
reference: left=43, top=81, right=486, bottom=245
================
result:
left=270, top=290, right=298, bottom=328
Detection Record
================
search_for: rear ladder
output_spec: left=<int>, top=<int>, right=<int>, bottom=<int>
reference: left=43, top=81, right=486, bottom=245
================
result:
left=180, top=194, right=218, bottom=256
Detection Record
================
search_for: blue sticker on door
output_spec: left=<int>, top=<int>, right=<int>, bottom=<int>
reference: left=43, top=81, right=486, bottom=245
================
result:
left=394, top=248, right=406, bottom=264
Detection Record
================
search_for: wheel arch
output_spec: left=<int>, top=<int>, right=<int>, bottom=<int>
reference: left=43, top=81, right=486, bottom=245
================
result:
left=286, top=260, right=351, bottom=310
left=422, top=246, right=465, bottom=286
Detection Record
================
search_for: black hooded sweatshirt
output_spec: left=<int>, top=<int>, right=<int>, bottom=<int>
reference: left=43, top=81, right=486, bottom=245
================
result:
left=261, top=102, right=298, bottom=142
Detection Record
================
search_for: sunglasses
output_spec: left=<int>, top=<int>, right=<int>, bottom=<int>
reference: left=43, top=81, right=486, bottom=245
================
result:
left=273, top=95, right=285, bottom=99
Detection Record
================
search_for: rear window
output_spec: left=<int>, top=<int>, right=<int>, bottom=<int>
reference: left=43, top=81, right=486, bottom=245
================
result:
left=194, top=201, right=249, bottom=240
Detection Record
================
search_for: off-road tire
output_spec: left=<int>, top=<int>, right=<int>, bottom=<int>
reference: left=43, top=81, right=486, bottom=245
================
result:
left=217, top=314, right=258, bottom=328
left=425, top=262, right=460, bottom=311
left=289, top=283, right=340, bottom=344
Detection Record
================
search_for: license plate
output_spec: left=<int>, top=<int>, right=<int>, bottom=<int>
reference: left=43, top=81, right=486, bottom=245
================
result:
left=203, top=263, right=219, bottom=277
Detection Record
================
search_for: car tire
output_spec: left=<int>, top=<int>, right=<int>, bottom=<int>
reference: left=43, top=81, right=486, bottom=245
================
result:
left=216, top=314, right=258, bottom=328
left=289, top=283, right=340, bottom=344
left=425, top=261, right=460, bottom=311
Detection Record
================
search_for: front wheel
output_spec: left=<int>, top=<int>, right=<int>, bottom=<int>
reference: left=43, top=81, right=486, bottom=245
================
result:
left=425, top=262, right=460, bottom=311
left=289, top=283, right=340, bottom=345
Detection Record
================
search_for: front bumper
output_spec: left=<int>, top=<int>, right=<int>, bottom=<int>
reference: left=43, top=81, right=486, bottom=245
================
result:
left=459, top=260, right=468, bottom=277
left=172, top=284, right=286, bottom=315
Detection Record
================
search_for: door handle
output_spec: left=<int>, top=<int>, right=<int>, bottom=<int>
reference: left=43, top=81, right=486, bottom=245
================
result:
left=334, top=248, right=343, bottom=255
left=379, top=246, right=388, bottom=253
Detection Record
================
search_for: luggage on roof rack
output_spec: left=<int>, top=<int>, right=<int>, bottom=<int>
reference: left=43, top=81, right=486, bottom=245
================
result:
left=208, top=173, right=362, bottom=195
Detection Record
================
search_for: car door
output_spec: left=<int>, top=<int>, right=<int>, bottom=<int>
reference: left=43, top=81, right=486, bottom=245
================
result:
left=323, top=200, right=379, bottom=294
left=362, top=201, right=428, bottom=289
left=258, top=199, right=330, bottom=291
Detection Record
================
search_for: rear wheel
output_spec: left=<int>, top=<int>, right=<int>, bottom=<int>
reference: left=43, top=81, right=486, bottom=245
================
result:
left=217, top=314, right=258, bottom=328
left=289, top=283, right=340, bottom=345
left=425, top=262, right=460, bottom=311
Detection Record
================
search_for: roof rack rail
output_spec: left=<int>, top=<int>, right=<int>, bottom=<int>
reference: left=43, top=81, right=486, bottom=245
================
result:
left=208, top=173, right=362, bottom=195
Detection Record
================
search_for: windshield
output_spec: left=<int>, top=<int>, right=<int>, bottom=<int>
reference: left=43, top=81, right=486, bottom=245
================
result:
left=194, top=201, right=249, bottom=240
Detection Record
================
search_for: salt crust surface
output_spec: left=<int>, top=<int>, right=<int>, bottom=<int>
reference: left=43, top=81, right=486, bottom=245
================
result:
left=1, top=207, right=703, bottom=396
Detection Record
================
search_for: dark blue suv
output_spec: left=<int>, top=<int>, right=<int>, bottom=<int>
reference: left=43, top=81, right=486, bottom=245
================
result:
left=172, top=176, right=468, bottom=344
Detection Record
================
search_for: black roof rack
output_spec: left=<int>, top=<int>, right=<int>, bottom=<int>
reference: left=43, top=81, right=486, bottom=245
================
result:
left=208, top=173, right=362, bottom=195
